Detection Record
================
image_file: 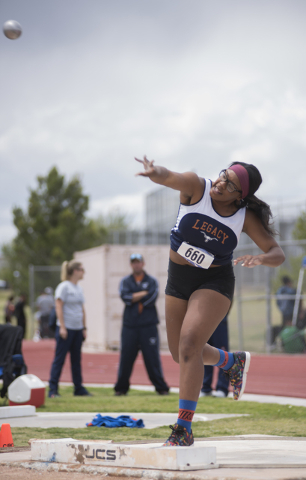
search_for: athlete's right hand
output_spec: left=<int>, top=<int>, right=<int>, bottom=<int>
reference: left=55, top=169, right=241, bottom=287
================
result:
left=135, top=155, right=156, bottom=177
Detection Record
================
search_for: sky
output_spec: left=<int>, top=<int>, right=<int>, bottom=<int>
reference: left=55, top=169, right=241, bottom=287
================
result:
left=1, top=0, right=306, bottom=244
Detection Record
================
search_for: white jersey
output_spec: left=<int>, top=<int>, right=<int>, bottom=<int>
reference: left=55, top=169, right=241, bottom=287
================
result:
left=170, top=178, right=246, bottom=266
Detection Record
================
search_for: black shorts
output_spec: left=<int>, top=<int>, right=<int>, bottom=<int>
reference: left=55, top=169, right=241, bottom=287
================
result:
left=165, top=259, right=235, bottom=302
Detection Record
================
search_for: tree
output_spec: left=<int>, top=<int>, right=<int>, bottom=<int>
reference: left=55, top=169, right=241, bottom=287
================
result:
left=1, top=167, right=127, bottom=293
left=293, top=211, right=306, bottom=241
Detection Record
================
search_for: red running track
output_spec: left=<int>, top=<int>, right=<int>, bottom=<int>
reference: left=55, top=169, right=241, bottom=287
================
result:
left=22, top=340, right=306, bottom=398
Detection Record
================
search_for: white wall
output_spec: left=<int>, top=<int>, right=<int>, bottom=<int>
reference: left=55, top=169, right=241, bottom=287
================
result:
left=74, top=245, right=170, bottom=352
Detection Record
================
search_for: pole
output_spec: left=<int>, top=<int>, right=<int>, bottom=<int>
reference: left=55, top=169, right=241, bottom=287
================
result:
left=292, top=256, right=306, bottom=326
left=236, top=263, right=244, bottom=351
left=265, top=267, right=272, bottom=353
left=29, top=264, right=35, bottom=340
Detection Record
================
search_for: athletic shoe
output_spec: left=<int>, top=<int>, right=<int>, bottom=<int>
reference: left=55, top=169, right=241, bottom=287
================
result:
left=48, top=392, right=61, bottom=398
left=199, top=390, right=212, bottom=397
left=224, top=351, right=251, bottom=400
left=212, top=390, right=227, bottom=398
left=163, top=423, right=194, bottom=446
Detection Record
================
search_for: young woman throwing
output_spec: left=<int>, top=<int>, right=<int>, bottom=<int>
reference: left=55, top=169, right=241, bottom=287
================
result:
left=135, top=156, right=285, bottom=446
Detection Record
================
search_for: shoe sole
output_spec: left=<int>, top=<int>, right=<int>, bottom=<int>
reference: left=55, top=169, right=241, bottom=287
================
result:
left=162, top=442, right=195, bottom=447
left=236, top=351, right=251, bottom=400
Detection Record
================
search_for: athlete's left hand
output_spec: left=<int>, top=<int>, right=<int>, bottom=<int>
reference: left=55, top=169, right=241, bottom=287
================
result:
left=234, top=254, right=264, bottom=268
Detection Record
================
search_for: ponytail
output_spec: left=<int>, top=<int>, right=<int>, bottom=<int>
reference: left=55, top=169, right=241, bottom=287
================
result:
left=60, top=260, right=82, bottom=281
left=61, top=261, right=69, bottom=281
left=240, top=195, right=276, bottom=236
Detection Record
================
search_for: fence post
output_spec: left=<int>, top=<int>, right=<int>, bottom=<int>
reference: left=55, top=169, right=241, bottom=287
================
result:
left=265, top=266, right=272, bottom=354
left=28, top=264, right=35, bottom=340
left=292, top=256, right=306, bottom=326
left=235, top=264, right=244, bottom=351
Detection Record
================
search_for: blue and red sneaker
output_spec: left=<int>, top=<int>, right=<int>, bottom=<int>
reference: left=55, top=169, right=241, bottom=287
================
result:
left=225, top=351, right=251, bottom=400
left=163, top=423, right=194, bottom=446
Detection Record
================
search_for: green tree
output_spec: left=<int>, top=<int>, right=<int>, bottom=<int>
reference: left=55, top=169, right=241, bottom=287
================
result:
left=1, top=167, right=127, bottom=293
left=293, top=211, right=306, bottom=241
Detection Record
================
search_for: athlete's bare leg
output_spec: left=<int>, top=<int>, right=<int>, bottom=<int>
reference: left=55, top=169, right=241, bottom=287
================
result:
left=165, top=289, right=230, bottom=402
left=165, top=295, right=188, bottom=362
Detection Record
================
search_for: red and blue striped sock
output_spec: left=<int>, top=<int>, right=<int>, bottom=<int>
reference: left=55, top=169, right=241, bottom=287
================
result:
left=177, top=399, right=197, bottom=433
left=213, top=349, right=234, bottom=371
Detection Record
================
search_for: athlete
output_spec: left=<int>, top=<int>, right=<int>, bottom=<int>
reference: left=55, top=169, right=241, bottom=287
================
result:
left=135, top=156, right=285, bottom=446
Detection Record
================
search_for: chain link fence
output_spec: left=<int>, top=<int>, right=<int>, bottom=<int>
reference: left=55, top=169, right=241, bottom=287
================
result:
left=28, top=237, right=306, bottom=354
left=232, top=240, right=306, bottom=354
left=28, top=265, right=61, bottom=339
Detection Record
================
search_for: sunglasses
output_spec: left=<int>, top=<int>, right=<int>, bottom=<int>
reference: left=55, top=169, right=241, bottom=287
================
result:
left=130, top=254, right=143, bottom=261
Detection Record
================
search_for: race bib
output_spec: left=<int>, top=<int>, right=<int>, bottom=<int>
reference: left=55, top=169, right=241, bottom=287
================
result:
left=177, top=242, right=214, bottom=269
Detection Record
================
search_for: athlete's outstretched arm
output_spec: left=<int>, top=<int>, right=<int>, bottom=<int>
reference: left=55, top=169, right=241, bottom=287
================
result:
left=135, top=155, right=202, bottom=199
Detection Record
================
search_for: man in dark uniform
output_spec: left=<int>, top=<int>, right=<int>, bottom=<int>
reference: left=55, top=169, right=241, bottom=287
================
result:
left=14, top=294, right=27, bottom=339
left=114, top=253, right=169, bottom=396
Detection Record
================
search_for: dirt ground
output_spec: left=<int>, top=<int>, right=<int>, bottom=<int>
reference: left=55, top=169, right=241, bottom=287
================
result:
left=0, top=465, right=138, bottom=479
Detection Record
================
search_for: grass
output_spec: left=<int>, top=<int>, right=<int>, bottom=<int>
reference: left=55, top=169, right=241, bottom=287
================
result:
left=5, top=386, right=306, bottom=446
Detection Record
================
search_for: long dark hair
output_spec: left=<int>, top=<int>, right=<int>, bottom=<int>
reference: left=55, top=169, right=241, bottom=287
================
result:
left=229, top=161, right=275, bottom=236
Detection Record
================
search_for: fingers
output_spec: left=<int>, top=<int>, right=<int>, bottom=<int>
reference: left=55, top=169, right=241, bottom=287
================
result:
left=134, top=155, right=155, bottom=177
left=134, top=155, right=154, bottom=166
left=59, top=326, right=68, bottom=339
left=234, top=255, right=262, bottom=268
left=134, top=155, right=148, bottom=164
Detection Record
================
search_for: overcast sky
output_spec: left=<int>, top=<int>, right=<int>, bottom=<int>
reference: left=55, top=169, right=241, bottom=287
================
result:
left=1, top=0, right=306, bottom=244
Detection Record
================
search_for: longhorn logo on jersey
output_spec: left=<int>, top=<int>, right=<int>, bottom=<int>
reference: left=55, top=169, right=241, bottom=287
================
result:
left=201, top=231, right=218, bottom=243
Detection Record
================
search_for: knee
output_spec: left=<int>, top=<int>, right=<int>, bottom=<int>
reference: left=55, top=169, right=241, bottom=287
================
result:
left=168, top=345, right=179, bottom=364
left=179, top=334, right=199, bottom=363
left=171, top=352, right=179, bottom=364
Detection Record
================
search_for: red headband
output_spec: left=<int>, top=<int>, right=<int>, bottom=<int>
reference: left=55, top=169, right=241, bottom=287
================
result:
left=228, top=164, right=249, bottom=199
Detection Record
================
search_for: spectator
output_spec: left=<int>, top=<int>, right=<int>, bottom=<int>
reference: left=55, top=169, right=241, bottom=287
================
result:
left=4, top=296, right=15, bottom=324
left=279, top=320, right=306, bottom=354
left=14, top=294, right=27, bottom=338
left=276, top=276, right=296, bottom=327
left=114, top=253, right=169, bottom=396
left=272, top=276, right=297, bottom=345
left=48, top=260, right=91, bottom=398
left=36, top=287, right=55, bottom=339
left=200, top=314, right=230, bottom=398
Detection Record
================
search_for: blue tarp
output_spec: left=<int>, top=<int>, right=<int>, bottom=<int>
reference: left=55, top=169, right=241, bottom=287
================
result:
left=86, top=414, right=145, bottom=428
